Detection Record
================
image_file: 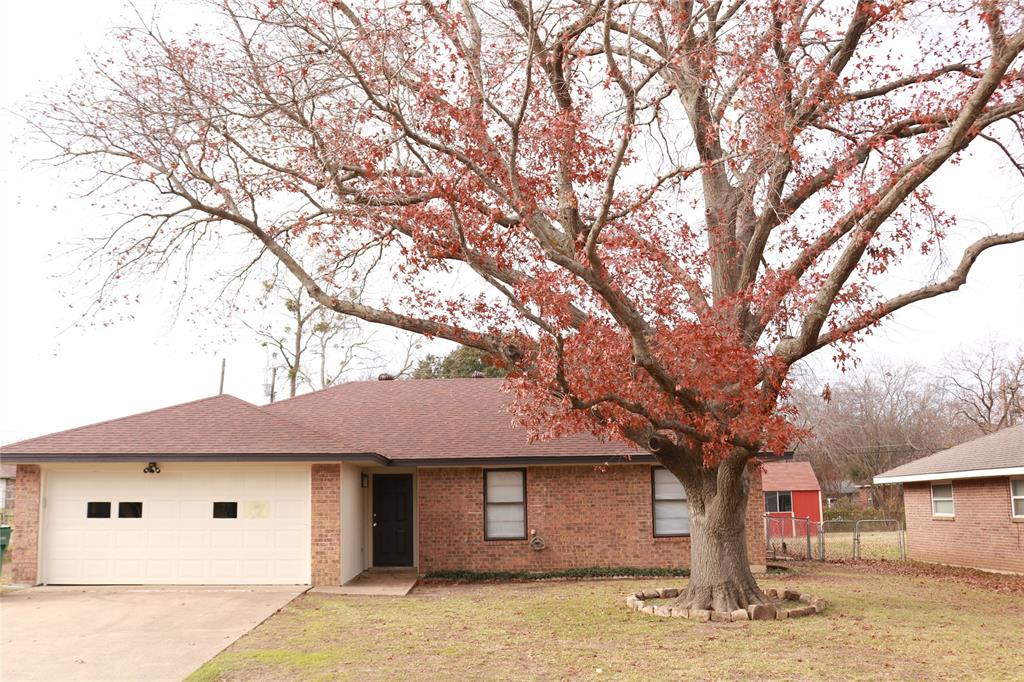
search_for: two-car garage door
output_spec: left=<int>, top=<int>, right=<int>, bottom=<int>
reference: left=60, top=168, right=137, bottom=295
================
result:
left=40, top=463, right=311, bottom=585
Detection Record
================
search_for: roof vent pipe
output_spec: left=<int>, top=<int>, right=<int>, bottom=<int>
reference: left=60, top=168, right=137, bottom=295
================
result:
left=377, top=373, right=395, bottom=381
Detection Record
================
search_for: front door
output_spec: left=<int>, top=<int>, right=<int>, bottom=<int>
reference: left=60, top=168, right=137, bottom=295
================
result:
left=372, top=474, right=414, bottom=567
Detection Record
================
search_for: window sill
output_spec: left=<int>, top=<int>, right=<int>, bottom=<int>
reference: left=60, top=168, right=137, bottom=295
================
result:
left=483, top=537, right=528, bottom=543
left=931, top=515, right=955, bottom=521
left=653, top=534, right=690, bottom=540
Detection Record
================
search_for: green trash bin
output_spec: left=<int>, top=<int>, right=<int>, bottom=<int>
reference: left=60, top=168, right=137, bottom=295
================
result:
left=0, top=525, right=11, bottom=577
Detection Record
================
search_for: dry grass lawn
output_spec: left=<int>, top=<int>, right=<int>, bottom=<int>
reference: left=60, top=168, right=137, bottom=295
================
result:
left=189, top=562, right=1024, bottom=681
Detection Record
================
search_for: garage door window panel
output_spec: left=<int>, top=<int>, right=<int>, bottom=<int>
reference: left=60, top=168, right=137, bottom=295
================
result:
left=213, top=502, right=238, bottom=518
left=118, top=502, right=143, bottom=518
left=86, top=502, right=111, bottom=518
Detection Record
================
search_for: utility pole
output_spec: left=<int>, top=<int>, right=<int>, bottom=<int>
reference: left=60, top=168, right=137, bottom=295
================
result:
left=219, top=358, right=226, bottom=395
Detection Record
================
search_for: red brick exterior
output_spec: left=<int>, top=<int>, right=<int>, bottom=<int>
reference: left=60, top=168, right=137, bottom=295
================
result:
left=904, top=477, right=1024, bottom=574
left=12, top=464, right=41, bottom=584
left=311, top=463, right=341, bottom=585
left=418, top=463, right=765, bottom=573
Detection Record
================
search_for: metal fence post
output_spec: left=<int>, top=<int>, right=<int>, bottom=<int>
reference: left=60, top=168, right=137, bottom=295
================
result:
left=853, top=520, right=861, bottom=560
left=805, top=517, right=812, bottom=559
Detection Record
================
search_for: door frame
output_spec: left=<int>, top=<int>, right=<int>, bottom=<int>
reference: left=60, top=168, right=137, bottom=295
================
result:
left=371, top=473, right=415, bottom=567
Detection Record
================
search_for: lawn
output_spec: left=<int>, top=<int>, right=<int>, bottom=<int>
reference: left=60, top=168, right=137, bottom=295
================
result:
left=189, top=562, right=1024, bottom=681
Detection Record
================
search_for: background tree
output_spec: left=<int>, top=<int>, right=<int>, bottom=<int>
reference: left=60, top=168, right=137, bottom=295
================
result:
left=251, top=280, right=374, bottom=398
left=34, top=0, right=1024, bottom=612
left=412, top=346, right=507, bottom=379
left=792, top=363, right=959, bottom=514
left=942, top=339, right=1024, bottom=435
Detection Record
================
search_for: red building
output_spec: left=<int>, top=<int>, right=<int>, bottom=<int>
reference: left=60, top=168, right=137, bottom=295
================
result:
left=762, top=461, right=823, bottom=537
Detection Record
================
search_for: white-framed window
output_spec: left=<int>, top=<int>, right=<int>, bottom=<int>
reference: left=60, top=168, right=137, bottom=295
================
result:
left=1011, top=478, right=1024, bottom=519
left=931, top=482, right=955, bottom=517
left=484, top=469, right=526, bottom=540
left=764, top=490, right=793, bottom=513
left=652, top=467, right=690, bottom=536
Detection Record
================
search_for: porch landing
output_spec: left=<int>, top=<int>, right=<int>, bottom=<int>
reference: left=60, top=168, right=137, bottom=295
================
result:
left=312, top=568, right=419, bottom=596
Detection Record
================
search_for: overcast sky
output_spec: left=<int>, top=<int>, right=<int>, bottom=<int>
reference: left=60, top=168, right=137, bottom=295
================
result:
left=1, top=1, right=1022, bottom=445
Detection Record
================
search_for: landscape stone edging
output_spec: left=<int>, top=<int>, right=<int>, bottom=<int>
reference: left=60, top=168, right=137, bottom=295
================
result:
left=624, top=587, right=827, bottom=622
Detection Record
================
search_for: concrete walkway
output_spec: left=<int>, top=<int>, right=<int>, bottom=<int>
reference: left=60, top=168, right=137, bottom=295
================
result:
left=311, top=568, right=418, bottom=596
left=0, top=585, right=305, bottom=681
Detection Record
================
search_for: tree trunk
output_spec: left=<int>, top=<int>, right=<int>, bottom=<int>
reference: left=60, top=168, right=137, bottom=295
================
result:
left=672, top=462, right=767, bottom=612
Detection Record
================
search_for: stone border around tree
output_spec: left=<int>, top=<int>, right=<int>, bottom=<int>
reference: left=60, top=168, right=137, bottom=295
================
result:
left=624, top=588, right=826, bottom=622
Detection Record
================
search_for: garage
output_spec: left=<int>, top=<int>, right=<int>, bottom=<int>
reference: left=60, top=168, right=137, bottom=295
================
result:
left=40, top=463, right=311, bottom=585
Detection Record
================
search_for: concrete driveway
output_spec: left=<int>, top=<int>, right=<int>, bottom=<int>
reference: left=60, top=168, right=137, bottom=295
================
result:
left=0, top=585, right=305, bottom=681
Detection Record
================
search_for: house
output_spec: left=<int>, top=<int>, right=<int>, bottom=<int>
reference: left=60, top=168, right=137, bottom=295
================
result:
left=0, top=378, right=767, bottom=586
left=874, top=424, right=1024, bottom=574
left=824, top=480, right=872, bottom=509
left=761, top=460, right=822, bottom=536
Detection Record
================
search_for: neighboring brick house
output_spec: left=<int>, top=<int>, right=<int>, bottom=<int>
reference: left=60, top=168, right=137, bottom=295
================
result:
left=875, top=424, right=1024, bottom=574
left=0, top=378, right=766, bottom=586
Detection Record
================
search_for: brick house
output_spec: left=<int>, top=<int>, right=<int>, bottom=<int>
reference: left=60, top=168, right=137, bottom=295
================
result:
left=0, top=378, right=766, bottom=586
left=874, top=424, right=1024, bottom=574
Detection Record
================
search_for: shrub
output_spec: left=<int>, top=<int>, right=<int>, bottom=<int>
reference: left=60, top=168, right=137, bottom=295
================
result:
left=422, top=566, right=690, bottom=583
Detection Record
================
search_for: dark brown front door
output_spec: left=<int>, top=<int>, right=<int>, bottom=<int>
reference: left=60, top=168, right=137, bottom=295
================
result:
left=372, top=474, right=414, bottom=567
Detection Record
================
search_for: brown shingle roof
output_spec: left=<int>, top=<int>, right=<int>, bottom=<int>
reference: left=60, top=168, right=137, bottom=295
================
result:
left=264, top=378, right=636, bottom=462
left=761, top=461, right=820, bottom=492
left=875, top=424, right=1024, bottom=483
left=0, top=395, right=349, bottom=456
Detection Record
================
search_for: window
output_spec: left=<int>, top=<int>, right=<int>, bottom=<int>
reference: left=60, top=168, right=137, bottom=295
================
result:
left=213, top=502, right=238, bottom=519
left=1011, top=479, right=1024, bottom=518
left=86, top=502, right=111, bottom=518
left=931, top=483, right=954, bottom=516
left=118, top=502, right=143, bottom=518
left=764, top=491, right=793, bottom=514
left=652, top=467, right=690, bottom=536
left=484, top=469, right=526, bottom=540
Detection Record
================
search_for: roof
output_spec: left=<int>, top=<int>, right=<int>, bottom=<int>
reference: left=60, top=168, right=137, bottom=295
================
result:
left=875, top=424, right=1024, bottom=484
left=0, top=379, right=639, bottom=464
left=761, top=461, right=821, bottom=492
left=264, top=378, right=637, bottom=463
left=0, top=395, right=360, bottom=459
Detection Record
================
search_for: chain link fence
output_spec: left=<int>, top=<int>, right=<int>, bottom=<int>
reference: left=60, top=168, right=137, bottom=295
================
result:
left=766, top=515, right=905, bottom=562
left=765, top=515, right=816, bottom=560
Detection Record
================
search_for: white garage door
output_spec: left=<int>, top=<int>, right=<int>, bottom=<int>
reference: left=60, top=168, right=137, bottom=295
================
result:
left=41, top=463, right=311, bottom=584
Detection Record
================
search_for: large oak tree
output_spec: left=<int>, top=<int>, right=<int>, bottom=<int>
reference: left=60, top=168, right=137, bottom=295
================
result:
left=35, top=0, right=1024, bottom=611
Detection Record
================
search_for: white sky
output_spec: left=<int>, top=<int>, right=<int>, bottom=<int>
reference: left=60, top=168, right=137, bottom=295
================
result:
left=1, top=1, right=1022, bottom=445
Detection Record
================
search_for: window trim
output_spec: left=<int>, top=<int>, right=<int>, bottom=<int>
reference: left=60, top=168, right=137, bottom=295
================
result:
left=483, top=468, right=527, bottom=541
left=1011, top=477, right=1024, bottom=519
left=764, top=490, right=794, bottom=514
left=930, top=481, right=955, bottom=518
left=651, top=467, right=690, bottom=538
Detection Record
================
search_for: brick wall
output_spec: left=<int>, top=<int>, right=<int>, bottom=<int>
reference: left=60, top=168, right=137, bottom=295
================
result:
left=11, top=464, right=40, bottom=584
left=904, top=477, right=1024, bottom=574
left=311, top=463, right=341, bottom=585
left=418, top=463, right=765, bottom=573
